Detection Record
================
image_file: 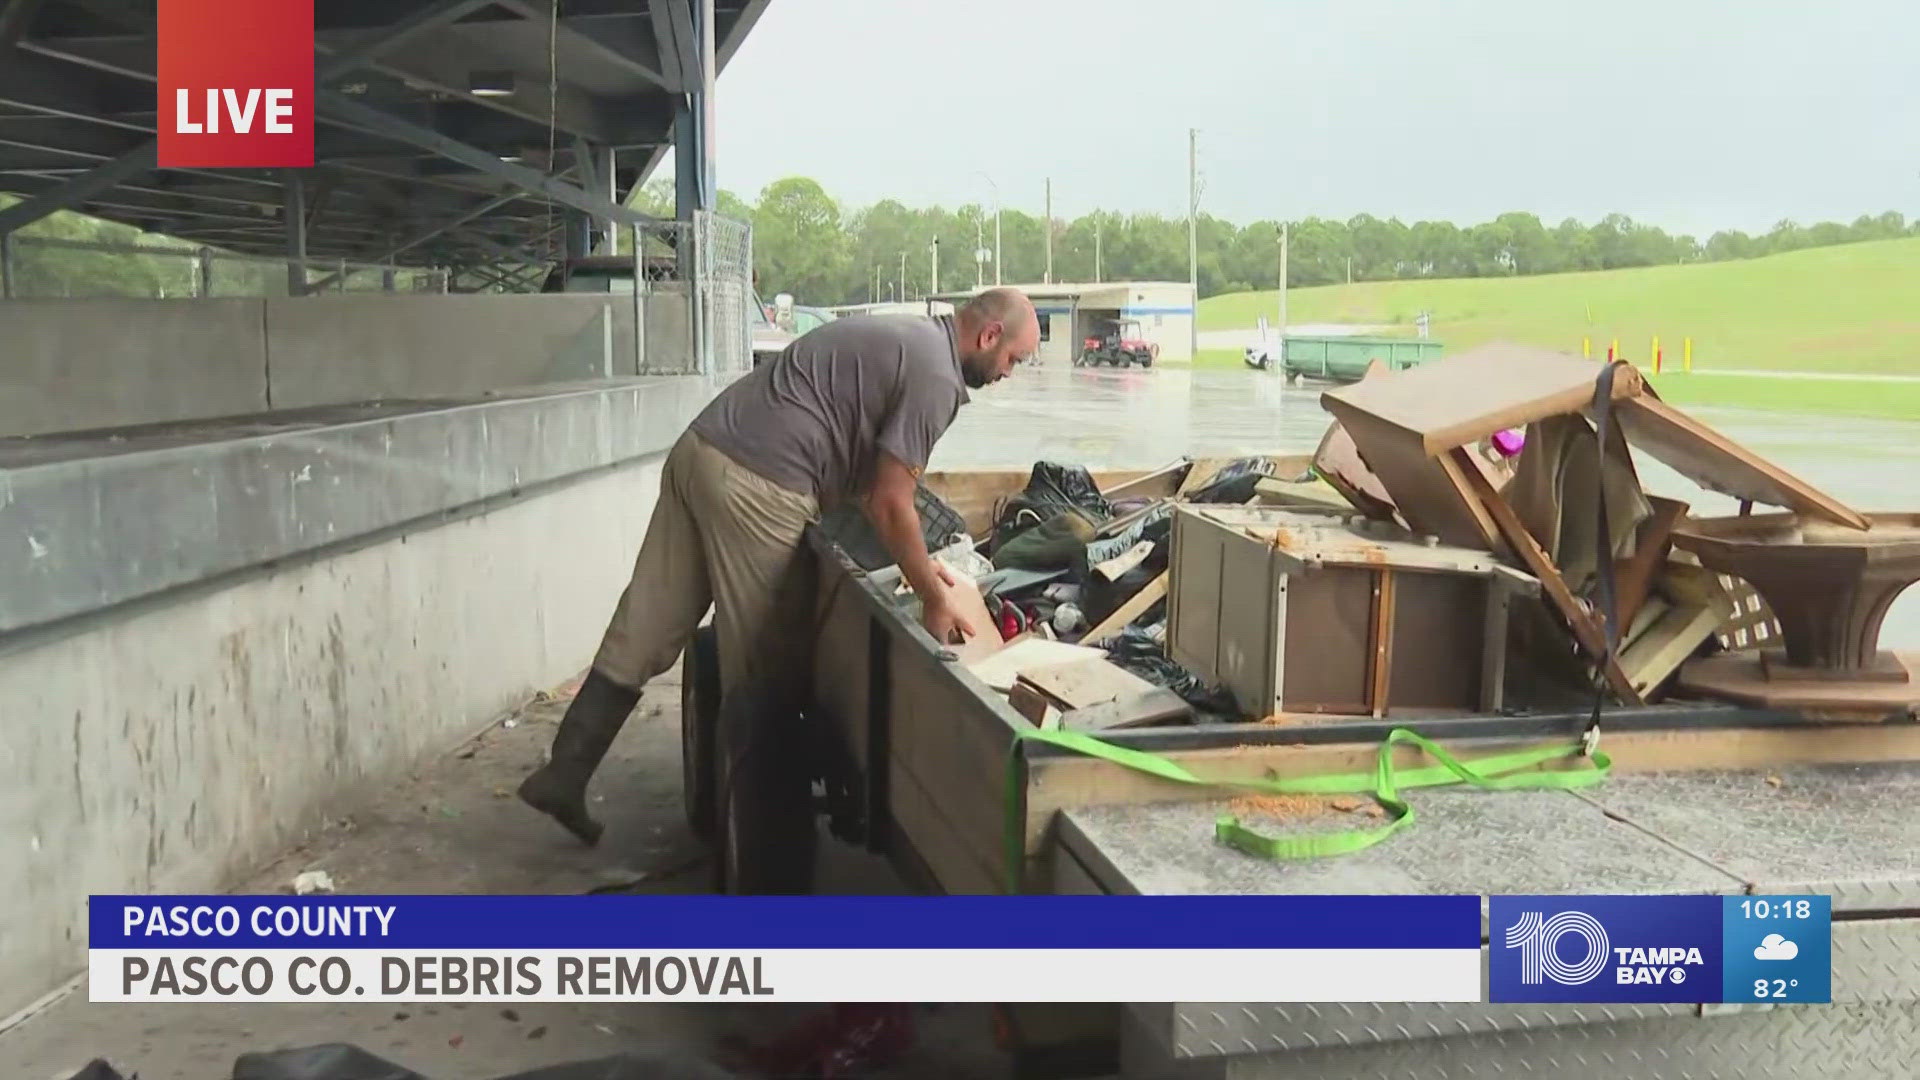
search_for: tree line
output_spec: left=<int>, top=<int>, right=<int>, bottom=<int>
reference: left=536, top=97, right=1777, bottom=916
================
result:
left=631, top=178, right=1920, bottom=308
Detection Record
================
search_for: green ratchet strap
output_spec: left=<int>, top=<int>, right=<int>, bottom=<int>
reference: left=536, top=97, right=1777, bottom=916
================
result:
left=1003, top=725, right=1611, bottom=893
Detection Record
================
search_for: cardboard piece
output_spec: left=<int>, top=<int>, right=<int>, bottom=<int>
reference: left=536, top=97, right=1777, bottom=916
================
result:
left=941, top=571, right=1005, bottom=663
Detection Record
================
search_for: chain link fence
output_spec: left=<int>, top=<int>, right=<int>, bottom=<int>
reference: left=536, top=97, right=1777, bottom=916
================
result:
left=694, top=210, right=753, bottom=376
left=0, top=235, right=449, bottom=299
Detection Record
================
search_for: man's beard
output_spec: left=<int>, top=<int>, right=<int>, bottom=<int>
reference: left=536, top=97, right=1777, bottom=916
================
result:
left=960, top=353, right=992, bottom=388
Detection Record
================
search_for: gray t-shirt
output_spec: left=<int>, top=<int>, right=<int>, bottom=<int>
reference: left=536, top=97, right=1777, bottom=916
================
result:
left=690, top=313, right=970, bottom=508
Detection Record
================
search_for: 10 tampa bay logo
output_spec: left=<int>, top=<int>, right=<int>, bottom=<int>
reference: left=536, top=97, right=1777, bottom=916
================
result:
left=1489, top=896, right=1722, bottom=1003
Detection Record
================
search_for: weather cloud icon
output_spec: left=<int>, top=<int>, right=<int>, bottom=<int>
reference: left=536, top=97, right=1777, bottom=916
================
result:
left=1754, top=934, right=1800, bottom=961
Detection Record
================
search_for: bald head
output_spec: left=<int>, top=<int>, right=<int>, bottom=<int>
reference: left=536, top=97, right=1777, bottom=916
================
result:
left=952, top=287, right=1038, bottom=388
left=960, top=287, right=1036, bottom=330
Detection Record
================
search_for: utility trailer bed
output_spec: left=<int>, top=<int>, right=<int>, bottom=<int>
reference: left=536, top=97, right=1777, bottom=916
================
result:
left=689, top=457, right=1920, bottom=1078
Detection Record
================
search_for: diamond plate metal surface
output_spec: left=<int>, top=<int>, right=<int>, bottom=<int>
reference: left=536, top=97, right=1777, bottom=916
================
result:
left=1124, top=1004, right=1920, bottom=1080
left=1060, top=790, right=1742, bottom=901
left=1166, top=999, right=1691, bottom=1057
left=1833, top=917, right=1920, bottom=1003
left=1572, top=763, right=1920, bottom=911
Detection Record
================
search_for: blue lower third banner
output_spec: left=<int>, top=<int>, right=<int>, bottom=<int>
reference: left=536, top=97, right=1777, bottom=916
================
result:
left=1489, top=894, right=1832, bottom=1004
left=89, top=895, right=1483, bottom=1003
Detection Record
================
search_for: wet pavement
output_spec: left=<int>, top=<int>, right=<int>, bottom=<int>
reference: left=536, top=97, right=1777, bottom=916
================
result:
left=934, top=365, right=1920, bottom=647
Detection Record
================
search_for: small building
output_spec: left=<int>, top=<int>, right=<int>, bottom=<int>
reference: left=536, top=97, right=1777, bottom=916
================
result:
left=928, top=281, right=1195, bottom=365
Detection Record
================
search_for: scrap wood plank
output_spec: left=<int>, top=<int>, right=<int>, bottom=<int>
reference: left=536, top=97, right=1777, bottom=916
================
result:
left=1100, top=460, right=1194, bottom=504
left=965, top=637, right=1108, bottom=692
left=1449, top=446, right=1643, bottom=704
left=1319, top=342, right=1646, bottom=455
left=1253, top=475, right=1352, bottom=511
left=1017, top=657, right=1159, bottom=712
left=1614, top=495, right=1689, bottom=632
left=1613, top=394, right=1869, bottom=530
left=1619, top=600, right=1725, bottom=700
left=1006, top=680, right=1060, bottom=727
left=1324, top=408, right=1503, bottom=551
left=1056, top=687, right=1191, bottom=732
left=1080, top=571, right=1169, bottom=644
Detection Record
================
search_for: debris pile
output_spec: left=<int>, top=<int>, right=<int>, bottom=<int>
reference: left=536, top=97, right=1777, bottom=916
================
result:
left=864, top=342, right=1913, bottom=728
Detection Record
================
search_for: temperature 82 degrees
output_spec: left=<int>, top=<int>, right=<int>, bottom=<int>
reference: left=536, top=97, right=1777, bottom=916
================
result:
left=1721, top=895, right=1831, bottom=1004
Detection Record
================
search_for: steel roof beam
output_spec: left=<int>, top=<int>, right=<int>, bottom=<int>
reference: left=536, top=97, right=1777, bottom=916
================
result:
left=0, top=0, right=505, bottom=236
left=317, top=88, right=661, bottom=227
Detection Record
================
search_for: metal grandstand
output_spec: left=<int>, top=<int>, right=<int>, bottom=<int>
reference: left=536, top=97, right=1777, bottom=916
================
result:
left=0, top=0, right=768, bottom=290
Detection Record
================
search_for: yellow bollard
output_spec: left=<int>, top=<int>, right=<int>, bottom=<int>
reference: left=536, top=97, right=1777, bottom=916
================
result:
left=1583, top=336, right=1591, bottom=359
left=1653, top=335, right=1661, bottom=374
left=1684, top=337, right=1693, bottom=372
left=1611, top=338, right=1620, bottom=363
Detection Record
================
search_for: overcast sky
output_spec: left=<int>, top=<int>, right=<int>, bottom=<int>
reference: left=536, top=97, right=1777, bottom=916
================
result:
left=694, top=0, right=1918, bottom=237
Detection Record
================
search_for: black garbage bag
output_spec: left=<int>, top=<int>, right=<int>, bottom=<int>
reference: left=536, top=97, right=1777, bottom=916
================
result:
left=1102, top=625, right=1241, bottom=717
left=1184, top=457, right=1275, bottom=504
left=1027, top=461, right=1113, bottom=520
left=815, top=481, right=969, bottom=571
left=992, top=462, right=1113, bottom=551
left=232, top=1044, right=428, bottom=1080
left=65, top=1062, right=131, bottom=1080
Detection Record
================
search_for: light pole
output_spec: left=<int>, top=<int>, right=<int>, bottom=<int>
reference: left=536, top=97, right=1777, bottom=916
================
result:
left=974, top=212, right=984, bottom=288
left=1188, top=128, right=1199, bottom=363
left=976, top=172, right=1001, bottom=284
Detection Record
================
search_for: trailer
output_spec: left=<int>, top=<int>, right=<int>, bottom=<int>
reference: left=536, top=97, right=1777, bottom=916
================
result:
left=1247, top=336, right=1444, bottom=382
left=679, top=458, right=1920, bottom=1079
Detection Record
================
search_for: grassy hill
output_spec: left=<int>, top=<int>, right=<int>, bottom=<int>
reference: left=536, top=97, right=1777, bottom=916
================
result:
left=1200, top=237, right=1920, bottom=376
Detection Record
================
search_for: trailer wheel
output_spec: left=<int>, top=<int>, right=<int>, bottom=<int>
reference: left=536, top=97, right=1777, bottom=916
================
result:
left=680, top=625, right=720, bottom=842
left=713, top=678, right=818, bottom=895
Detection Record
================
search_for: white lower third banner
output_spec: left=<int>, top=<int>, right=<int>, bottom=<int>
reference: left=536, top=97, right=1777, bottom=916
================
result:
left=92, top=948, right=1482, bottom=1003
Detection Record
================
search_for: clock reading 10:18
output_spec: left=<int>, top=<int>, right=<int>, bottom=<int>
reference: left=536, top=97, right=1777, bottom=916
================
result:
left=1740, top=899, right=1813, bottom=920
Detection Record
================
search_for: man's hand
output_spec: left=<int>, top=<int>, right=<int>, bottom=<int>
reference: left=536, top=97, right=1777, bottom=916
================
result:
left=865, top=451, right=978, bottom=648
left=920, top=587, right=976, bottom=647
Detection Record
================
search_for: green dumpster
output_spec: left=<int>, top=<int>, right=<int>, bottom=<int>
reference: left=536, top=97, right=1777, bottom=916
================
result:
left=1281, top=335, right=1443, bottom=382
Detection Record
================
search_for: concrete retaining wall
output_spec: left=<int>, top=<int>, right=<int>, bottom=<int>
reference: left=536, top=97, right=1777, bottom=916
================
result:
left=0, top=291, right=698, bottom=437
left=0, top=298, right=269, bottom=436
left=0, top=377, right=725, bottom=1019
left=0, top=456, right=663, bottom=1020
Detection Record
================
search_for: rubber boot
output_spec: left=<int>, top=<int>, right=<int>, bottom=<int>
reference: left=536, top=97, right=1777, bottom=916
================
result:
left=516, top=669, right=640, bottom=846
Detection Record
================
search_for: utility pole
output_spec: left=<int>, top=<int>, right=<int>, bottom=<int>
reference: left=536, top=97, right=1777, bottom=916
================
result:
left=930, top=236, right=939, bottom=297
left=1094, top=217, right=1102, bottom=283
left=899, top=251, right=907, bottom=300
left=978, top=172, right=1002, bottom=286
left=1278, top=223, right=1290, bottom=375
left=1187, top=127, right=1199, bottom=362
left=1346, top=255, right=1353, bottom=285
left=1044, top=178, right=1053, bottom=284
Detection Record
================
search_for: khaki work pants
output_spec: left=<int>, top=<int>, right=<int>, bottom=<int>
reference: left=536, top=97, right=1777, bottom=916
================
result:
left=592, top=429, right=820, bottom=696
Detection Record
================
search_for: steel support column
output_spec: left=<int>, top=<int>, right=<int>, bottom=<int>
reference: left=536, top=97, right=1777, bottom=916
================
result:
left=284, top=170, right=308, bottom=296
